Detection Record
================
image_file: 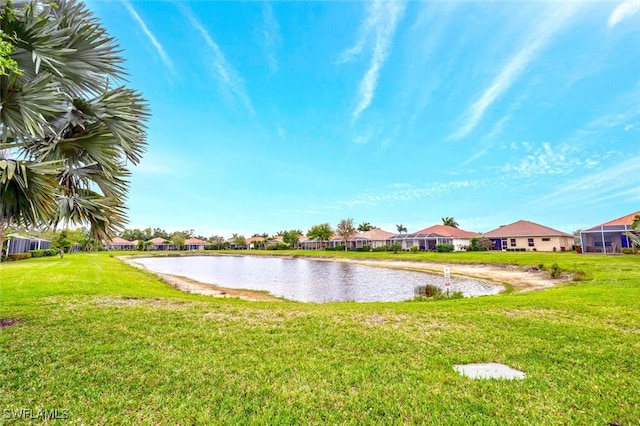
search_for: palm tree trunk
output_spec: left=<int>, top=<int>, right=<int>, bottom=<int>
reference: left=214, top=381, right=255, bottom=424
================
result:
left=0, top=219, right=8, bottom=262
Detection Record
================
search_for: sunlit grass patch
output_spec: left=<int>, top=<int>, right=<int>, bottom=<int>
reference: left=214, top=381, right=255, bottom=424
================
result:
left=1, top=251, right=639, bottom=423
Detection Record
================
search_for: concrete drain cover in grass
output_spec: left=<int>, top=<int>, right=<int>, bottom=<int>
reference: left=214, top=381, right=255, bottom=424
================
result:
left=454, top=363, right=525, bottom=380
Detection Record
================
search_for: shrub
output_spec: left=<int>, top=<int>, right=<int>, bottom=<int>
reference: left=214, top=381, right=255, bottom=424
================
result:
left=572, top=270, right=589, bottom=282
left=43, top=249, right=57, bottom=257
left=8, top=253, right=32, bottom=261
left=410, top=246, right=419, bottom=253
left=549, top=263, right=562, bottom=279
left=355, top=245, right=372, bottom=252
left=29, top=250, right=45, bottom=258
left=414, top=285, right=464, bottom=301
left=414, top=284, right=442, bottom=298
left=469, top=237, right=492, bottom=251
left=621, top=248, right=637, bottom=254
left=266, top=243, right=290, bottom=250
left=436, top=243, right=454, bottom=252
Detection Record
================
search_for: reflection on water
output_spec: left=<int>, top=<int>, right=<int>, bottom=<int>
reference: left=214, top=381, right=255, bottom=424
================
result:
left=134, top=255, right=502, bottom=302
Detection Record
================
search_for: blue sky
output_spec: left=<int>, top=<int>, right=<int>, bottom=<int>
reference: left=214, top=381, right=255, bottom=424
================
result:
left=86, top=0, right=640, bottom=238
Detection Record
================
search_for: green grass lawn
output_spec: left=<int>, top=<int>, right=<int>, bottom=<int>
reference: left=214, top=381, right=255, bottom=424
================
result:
left=1, top=251, right=639, bottom=424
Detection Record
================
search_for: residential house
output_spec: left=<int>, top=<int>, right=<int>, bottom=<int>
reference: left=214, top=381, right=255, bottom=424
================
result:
left=246, top=236, right=266, bottom=250
left=102, top=237, right=135, bottom=251
left=388, top=225, right=479, bottom=251
left=296, top=235, right=308, bottom=249
left=483, top=220, right=573, bottom=252
left=149, top=237, right=178, bottom=251
left=326, top=229, right=396, bottom=250
left=327, top=234, right=349, bottom=249
left=301, top=236, right=330, bottom=250
left=4, top=234, right=52, bottom=255
left=580, top=210, right=640, bottom=253
left=184, top=237, right=209, bottom=250
left=358, top=228, right=396, bottom=249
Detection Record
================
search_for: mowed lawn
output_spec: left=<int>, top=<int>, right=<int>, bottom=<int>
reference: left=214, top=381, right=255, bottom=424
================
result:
left=1, top=251, right=639, bottom=424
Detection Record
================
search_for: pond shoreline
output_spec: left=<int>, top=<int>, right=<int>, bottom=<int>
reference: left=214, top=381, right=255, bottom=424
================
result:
left=119, top=253, right=560, bottom=302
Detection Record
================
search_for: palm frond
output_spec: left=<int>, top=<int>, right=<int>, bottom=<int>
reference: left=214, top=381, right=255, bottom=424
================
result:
left=0, top=158, right=61, bottom=226
left=1, top=0, right=148, bottom=239
left=56, top=189, right=127, bottom=240
left=0, top=72, right=63, bottom=142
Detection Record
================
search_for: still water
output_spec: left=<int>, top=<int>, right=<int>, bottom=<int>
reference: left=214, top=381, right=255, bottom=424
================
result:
left=134, top=255, right=503, bottom=302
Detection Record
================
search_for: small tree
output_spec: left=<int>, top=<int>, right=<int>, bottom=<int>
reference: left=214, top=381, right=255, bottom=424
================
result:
left=336, top=218, right=356, bottom=252
left=210, top=235, right=225, bottom=250
left=52, top=230, right=72, bottom=259
left=136, top=240, right=152, bottom=251
left=282, top=229, right=301, bottom=248
left=307, top=223, right=333, bottom=249
left=232, top=234, right=247, bottom=249
left=170, top=231, right=187, bottom=250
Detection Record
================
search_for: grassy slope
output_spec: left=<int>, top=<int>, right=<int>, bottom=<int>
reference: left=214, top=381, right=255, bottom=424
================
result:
left=1, top=252, right=639, bottom=425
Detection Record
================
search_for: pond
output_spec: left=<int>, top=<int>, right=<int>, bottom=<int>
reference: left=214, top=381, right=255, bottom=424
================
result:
left=134, top=255, right=503, bottom=302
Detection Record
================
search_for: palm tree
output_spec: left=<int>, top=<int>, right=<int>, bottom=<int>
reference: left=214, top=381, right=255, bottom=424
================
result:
left=441, top=217, right=459, bottom=228
left=357, top=222, right=374, bottom=232
left=336, top=218, right=356, bottom=252
left=0, top=1, right=149, bottom=260
left=396, top=224, right=408, bottom=234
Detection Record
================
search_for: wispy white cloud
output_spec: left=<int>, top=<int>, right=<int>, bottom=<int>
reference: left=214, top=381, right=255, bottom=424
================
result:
left=526, top=154, right=640, bottom=207
left=608, top=0, right=640, bottom=28
left=503, top=142, right=599, bottom=178
left=340, top=180, right=478, bottom=208
left=339, top=1, right=405, bottom=122
left=179, top=4, right=254, bottom=115
left=123, top=2, right=174, bottom=73
left=262, top=2, right=281, bottom=73
left=450, top=5, right=579, bottom=140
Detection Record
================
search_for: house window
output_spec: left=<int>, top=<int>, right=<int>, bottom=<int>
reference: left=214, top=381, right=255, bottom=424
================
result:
left=542, top=237, right=551, bottom=242
left=528, top=238, right=534, bottom=247
left=510, top=239, right=516, bottom=247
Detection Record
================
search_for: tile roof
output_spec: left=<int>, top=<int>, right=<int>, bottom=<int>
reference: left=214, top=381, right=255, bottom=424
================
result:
left=150, top=237, right=169, bottom=244
left=483, top=220, right=571, bottom=238
left=184, top=238, right=208, bottom=245
left=413, top=225, right=479, bottom=238
left=359, top=228, right=396, bottom=240
left=589, top=210, right=640, bottom=228
left=104, top=237, right=134, bottom=244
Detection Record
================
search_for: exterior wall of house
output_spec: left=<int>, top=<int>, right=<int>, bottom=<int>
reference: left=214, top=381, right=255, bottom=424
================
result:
left=184, top=244, right=206, bottom=250
left=369, top=239, right=389, bottom=248
left=498, top=236, right=572, bottom=251
left=6, top=237, right=53, bottom=255
left=452, top=238, right=471, bottom=251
